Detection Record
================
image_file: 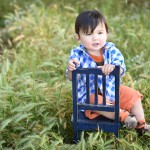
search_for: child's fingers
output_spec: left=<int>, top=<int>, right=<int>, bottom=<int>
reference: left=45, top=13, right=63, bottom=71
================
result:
left=101, top=64, right=108, bottom=74
left=68, top=58, right=80, bottom=71
left=68, top=63, right=76, bottom=71
left=102, top=64, right=115, bottom=75
left=97, top=66, right=102, bottom=69
left=110, top=66, right=115, bottom=72
left=72, top=58, right=80, bottom=65
left=68, top=66, right=75, bottom=71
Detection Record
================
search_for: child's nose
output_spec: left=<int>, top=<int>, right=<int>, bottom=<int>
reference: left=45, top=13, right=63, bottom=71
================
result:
left=92, top=34, right=99, bottom=41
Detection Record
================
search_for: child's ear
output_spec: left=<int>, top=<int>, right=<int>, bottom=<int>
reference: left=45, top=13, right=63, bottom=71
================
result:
left=74, top=34, right=80, bottom=41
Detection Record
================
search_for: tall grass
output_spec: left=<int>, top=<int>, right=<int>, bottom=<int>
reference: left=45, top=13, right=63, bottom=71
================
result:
left=0, top=0, right=150, bottom=149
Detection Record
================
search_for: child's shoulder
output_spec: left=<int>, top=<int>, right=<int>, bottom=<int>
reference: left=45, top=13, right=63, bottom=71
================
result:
left=105, top=42, right=116, bottom=49
left=72, top=44, right=84, bottom=51
left=105, top=42, right=121, bottom=53
left=71, top=44, right=85, bottom=54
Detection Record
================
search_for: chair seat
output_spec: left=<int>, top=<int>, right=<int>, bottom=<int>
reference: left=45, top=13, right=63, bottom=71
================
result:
left=74, top=111, right=122, bottom=132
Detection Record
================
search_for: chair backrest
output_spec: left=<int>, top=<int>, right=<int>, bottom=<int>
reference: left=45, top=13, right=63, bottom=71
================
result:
left=72, top=66, right=120, bottom=128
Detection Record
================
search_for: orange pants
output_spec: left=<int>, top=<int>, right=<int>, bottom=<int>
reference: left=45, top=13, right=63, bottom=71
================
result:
left=85, top=85, right=143, bottom=120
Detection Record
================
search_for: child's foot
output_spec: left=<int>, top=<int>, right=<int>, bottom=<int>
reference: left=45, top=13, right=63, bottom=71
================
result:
left=124, top=115, right=137, bottom=129
left=144, top=124, right=150, bottom=132
left=136, top=123, right=150, bottom=136
left=120, top=110, right=137, bottom=129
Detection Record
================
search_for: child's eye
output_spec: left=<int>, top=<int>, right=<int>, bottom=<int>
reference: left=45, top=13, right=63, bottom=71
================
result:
left=86, top=33, right=92, bottom=35
left=98, top=32, right=103, bottom=34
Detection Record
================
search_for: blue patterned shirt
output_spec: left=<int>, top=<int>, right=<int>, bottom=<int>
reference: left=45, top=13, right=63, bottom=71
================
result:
left=66, top=42, right=126, bottom=102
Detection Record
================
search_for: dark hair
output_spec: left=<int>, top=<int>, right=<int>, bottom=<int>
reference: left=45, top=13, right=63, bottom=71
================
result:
left=75, top=10, right=109, bottom=35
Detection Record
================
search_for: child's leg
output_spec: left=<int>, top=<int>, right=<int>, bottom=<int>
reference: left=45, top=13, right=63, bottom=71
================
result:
left=119, top=85, right=150, bottom=133
left=85, top=94, right=115, bottom=119
left=130, top=98, right=145, bottom=122
left=130, top=99, right=150, bottom=133
left=85, top=94, right=137, bottom=128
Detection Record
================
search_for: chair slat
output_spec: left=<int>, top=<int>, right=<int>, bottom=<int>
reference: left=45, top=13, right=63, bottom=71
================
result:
left=86, top=74, right=90, bottom=104
left=94, top=74, right=98, bottom=105
left=102, top=75, right=106, bottom=105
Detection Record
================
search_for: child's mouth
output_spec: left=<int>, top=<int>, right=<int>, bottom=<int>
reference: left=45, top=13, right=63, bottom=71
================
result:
left=92, top=43, right=99, bottom=47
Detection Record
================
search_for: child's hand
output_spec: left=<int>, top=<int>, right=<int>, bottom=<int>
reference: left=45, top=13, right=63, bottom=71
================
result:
left=68, top=58, right=80, bottom=71
left=98, top=64, right=115, bottom=75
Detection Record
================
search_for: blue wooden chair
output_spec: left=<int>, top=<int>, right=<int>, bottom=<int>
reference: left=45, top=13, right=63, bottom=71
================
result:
left=72, top=66, right=121, bottom=143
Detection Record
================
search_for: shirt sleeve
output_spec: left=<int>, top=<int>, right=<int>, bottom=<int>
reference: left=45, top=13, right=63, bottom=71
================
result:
left=110, top=46, right=126, bottom=77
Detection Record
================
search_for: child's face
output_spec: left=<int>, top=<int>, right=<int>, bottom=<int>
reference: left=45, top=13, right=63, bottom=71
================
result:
left=76, top=22, right=108, bottom=54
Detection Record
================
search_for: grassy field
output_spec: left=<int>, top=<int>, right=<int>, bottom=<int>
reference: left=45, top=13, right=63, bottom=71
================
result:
left=0, top=0, right=150, bottom=149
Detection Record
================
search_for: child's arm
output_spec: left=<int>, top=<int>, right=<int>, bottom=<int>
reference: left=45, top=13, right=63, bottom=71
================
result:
left=109, top=46, right=126, bottom=76
left=67, top=58, right=80, bottom=81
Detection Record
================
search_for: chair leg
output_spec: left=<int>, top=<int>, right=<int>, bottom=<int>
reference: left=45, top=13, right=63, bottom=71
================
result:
left=114, top=130, right=119, bottom=138
left=74, top=130, right=80, bottom=143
